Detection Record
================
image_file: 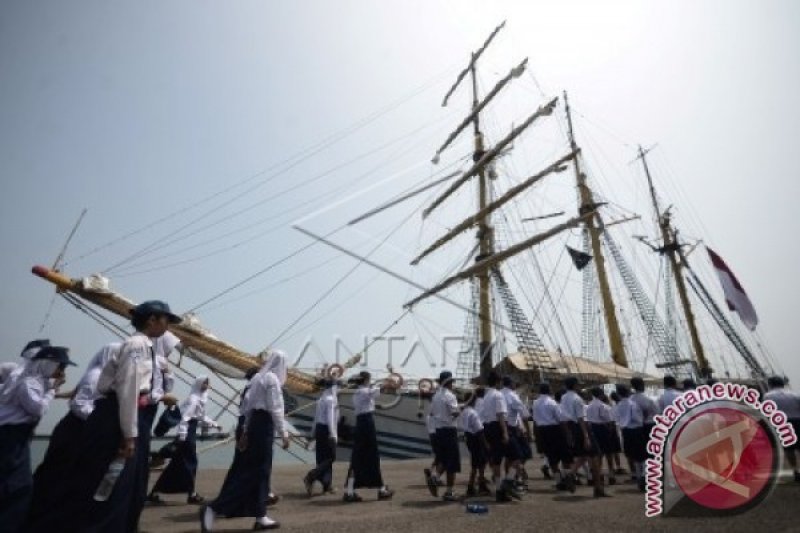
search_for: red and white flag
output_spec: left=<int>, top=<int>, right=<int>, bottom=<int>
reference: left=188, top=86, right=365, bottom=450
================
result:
left=706, top=246, right=758, bottom=330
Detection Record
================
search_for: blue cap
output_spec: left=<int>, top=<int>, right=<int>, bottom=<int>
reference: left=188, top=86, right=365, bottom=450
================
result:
left=33, top=346, right=76, bottom=366
left=438, top=370, right=453, bottom=385
left=130, top=300, right=181, bottom=324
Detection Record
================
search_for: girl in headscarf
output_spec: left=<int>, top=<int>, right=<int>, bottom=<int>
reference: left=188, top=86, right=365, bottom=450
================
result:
left=303, top=378, right=339, bottom=496
left=201, top=350, right=290, bottom=532
left=0, top=345, right=73, bottom=532
left=342, top=371, right=394, bottom=502
left=148, top=375, right=220, bottom=504
left=26, top=342, right=120, bottom=530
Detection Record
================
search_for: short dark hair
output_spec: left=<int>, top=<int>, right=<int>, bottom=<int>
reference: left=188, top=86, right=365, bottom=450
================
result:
left=767, top=376, right=785, bottom=389
left=564, top=376, right=579, bottom=390
left=475, top=386, right=486, bottom=398
left=663, top=375, right=677, bottom=388
left=591, top=386, right=603, bottom=399
left=539, top=382, right=551, bottom=395
left=615, top=384, right=630, bottom=398
left=487, top=371, right=500, bottom=387
left=682, top=378, right=696, bottom=390
left=630, top=376, right=645, bottom=392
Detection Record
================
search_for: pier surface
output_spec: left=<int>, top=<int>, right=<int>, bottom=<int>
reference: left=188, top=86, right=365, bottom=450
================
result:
left=138, top=459, right=800, bottom=532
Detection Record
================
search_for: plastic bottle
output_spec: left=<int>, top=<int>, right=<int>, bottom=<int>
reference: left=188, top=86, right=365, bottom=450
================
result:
left=93, top=457, right=126, bottom=501
left=465, top=503, right=488, bottom=514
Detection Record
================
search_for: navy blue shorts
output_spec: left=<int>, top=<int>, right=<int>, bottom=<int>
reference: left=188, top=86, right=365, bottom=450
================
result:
left=434, top=427, right=461, bottom=474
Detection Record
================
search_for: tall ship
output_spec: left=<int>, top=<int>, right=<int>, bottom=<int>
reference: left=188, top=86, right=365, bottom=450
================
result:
left=31, top=22, right=782, bottom=459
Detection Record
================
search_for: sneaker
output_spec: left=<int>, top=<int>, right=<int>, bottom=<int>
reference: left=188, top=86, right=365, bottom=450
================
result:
left=253, top=516, right=280, bottom=530
left=377, top=488, right=394, bottom=500
left=541, top=465, right=552, bottom=480
left=187, top=493, right=205, bottom=504
left=442, top=491, right=459, bottom=502
left=342, top=493, right=363, bottom=503
left=424, top=468, right=438, bottom=497
left=303, top=474, right=313, bottom=497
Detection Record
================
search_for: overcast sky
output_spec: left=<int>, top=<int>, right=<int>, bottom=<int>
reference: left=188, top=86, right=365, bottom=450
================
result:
left=2, top=1, right=799, bottom=430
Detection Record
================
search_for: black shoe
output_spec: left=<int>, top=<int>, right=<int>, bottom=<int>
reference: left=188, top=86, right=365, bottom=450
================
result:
left=424, top=468, right=438, bottom=497
left=565, top=474, right=576, bottom=494
left=343, top=492, right=363, bottom=503
left=555, top=481, right=567, bottom=491
left=442, top=491, right=459, bottom=502
left=495, top=490, right=512, bottom=503
left=638, top=477, right=646, bottom=492
left=794, top=471, right=800, bottom=483
left=187, top=493, right=205, bottom=504
left=465, top=485, right=477, bottom=497
left=322, top=486, right=337, bottom=495
left=377, top=488, right=394, bottom=500
left=266, top=493, right=280, bottom=506
left=541, top=465, right=552, bottom=480
left=303, top=474, right=313, bottom=497
left=478, top=481, right=492, bottom=496
left=502, top=479, right=522, bottom=500
left=594, top=487, right=612, bottom=498
left=147, top=493, right=165, bottom=506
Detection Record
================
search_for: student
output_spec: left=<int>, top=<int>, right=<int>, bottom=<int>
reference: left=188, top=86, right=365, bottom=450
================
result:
left=763, top=376, right=800, bottom=482
left=532, top=383, right=569, bottom=488
left=303, top=378, right=339, bottom=496
left=615, top=384, right=646, bottom=492
left=342, top=371, right=394, bottom=503
left=149, top=375, right=220, bottom=504
left=202, top=350, right=291, bottom=531
left=630, top=377, right=657, bottom=445
left=0, top=345, right=73, bottom=533
left=560, top=377, right=604, bottom=496
left=459, top=388, right=490, bottom=497
left=425, top=371, right=460, bottom=501
left=480, top=371, right=521, bottom=502
left=607, top=391, right=627, bottom=476
left=657, top=375, right=682, bottom=413
left=50, top=300, right=181, bottom=532
left=501, top=377, right=532, bottom=487
left=26, top=342, right=119, bottom=530
left=586, top=387, right=615, bottom=493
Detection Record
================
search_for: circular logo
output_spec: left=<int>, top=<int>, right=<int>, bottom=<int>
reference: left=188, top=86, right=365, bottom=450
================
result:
left=669, top=406, right=779, bottom=512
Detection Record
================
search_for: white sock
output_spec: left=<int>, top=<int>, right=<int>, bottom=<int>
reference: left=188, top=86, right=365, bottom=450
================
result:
left=203, top=506, right=215, bottom=530
left=346, top=477, right=355, bottom=495
left=257, top=516, right=277, bottom=526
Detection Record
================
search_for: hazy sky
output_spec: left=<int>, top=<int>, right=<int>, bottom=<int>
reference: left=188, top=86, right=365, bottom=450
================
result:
left=2, top=1, right=799, bottom=430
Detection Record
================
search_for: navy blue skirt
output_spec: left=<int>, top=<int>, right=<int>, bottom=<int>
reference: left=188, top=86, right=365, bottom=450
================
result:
left=567, top=421, right=597, bottom=458
left=464, top=431, right=487, bottom=469
left=152, top=419, right=199, bottom=494
left=349, top=413, right=383, bottom=488
left=211, top=409, right=274, bottom=518
left=434, top=427, right=461, bottom=474
left=27, top=412, right=86, bottom=524
left=0, top=423, right=35, bottom=533
left=622, top=426, right=648, bottom=462
left=309, top=423, right=335, bottom=489
left=589, top=423, right=614, bottom=455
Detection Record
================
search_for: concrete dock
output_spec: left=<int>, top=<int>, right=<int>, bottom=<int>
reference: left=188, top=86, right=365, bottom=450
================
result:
left=138, top=459, right=800, bottom=532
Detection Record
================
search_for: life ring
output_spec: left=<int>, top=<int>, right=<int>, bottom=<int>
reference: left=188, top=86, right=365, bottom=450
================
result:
left=418, top=378, right=434, bottom=394
left=326, top=364, right=345, bottom=379
left=383, top=372, right=404, bottom=390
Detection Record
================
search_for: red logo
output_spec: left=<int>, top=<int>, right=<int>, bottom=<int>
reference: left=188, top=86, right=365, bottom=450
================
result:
left=669, top=406, right=778, bottom=511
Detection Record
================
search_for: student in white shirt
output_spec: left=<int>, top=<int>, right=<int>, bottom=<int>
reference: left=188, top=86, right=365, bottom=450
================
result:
left=304, top=377, right=340, bottom=495
left=459, top=388, right=490, bottom=497
left=203, top=350, right=291, bottom=531
left=424, top=371, right=460, bottom=501
left=657, top=375, right=682, bottom=413
left=0, top=345, right=73, bottom=533
left=764, top=375, right=800, bottom=482
left=482, top=372, right=523, bottom=502
left=586, top=387, right=616, bottom=491
left=532, top=383, right=569, bottom=487
left=149, top=375, right=220, bottom=504
left=615, top=384, right=646, bottom=492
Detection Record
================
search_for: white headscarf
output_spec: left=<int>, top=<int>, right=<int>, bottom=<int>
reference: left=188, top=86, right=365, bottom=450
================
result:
left=180, top=375, right=209, bottom=417
left=260, top=349, right=288, bottom=386
left=0, top=358, right=59, bottom=404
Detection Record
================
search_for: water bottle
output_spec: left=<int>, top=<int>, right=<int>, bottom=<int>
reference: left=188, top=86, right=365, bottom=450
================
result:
left=93, top=457, right=126, bottom=501
left=465, top=503, right=488, bottom=514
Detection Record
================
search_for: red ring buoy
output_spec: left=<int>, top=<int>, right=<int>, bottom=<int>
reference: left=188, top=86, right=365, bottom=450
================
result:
left=326, top=364, right=345, bottom=379
left=418, top=378, right=434, bottom=394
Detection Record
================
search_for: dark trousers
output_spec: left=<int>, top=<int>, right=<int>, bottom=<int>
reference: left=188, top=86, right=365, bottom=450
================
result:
left=307, top=423, right=335, bottom=489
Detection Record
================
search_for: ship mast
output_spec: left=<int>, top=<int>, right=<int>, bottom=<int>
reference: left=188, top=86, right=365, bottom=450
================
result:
left=563, top=92, right=628, bottom=368
left=636, top=145, right=710, bottom=378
